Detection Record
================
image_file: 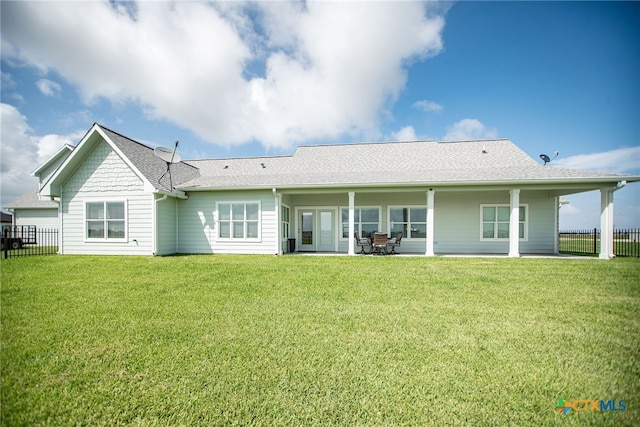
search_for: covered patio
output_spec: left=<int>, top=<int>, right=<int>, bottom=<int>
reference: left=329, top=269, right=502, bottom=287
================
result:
left=275, top=183, right=626, bottom=260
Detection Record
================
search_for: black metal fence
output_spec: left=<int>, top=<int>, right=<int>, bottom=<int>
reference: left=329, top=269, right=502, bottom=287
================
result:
left=559, top=228, right=640, bottom=257
left=2, top=226, right=58, bottom=259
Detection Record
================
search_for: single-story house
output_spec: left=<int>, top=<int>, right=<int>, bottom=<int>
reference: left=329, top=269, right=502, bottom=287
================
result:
left=5, top=144, right=74, bottom=230
left=17, top=123, right=639, bottom=259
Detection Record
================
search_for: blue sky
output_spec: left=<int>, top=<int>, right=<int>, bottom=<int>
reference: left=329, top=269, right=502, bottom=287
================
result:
left=1, top=1, right=639, bottom=228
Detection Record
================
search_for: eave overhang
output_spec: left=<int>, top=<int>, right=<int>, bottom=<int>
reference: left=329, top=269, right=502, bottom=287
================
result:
left=177, top=175, right=639, bottom=195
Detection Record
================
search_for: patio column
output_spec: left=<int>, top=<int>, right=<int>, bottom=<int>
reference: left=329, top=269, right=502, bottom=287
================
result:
left=508, top=188, right=520, bottom=257
left=426, top=189, right=435, bottom=256
left=348, top=191, right=355, bottom=255
left=599, top=188, right=614, bottom=260
left=554, top=196, right=560, bottom=255
left=273, top=188, right=282, bottom=255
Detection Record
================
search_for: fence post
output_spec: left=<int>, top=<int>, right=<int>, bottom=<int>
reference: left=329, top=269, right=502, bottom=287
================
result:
left=3, top=227, right=7, bottom=259
left=593, top=228, right=597, bottom=255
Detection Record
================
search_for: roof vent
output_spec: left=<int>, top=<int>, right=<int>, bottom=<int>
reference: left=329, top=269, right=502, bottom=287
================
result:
left=260, top=162, right=266, bottom=169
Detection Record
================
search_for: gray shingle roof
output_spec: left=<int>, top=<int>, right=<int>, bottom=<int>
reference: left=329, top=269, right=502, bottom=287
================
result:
left=99, top=125, right=200, bottom=192
left=179, top=139, right=637, bottom=190
left=5, top=186, right=58, bottom=209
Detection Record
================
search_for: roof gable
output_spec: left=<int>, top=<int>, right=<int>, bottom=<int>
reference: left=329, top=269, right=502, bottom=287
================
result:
left=42, top=124, right=199, bottom=197
left=31, top=144, right=74, bottom=177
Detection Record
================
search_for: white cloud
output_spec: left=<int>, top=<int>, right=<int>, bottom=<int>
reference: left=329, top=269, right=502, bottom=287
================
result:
left=559, top=188, right=640, bottom=230
left=413, top=99, right=442, bottom=112
left=1, top=1, right=445, bottom=150
left=390, top=126, right=418, bottom=141
left=553, top=146, right=640, bottom=174
left=36, top=78, right=62, bottom=96
left=36, top=133, right=77, bottom=159
left=0, top=103, right=78, bottom=210
left=555, top=146, right=640, bottom=229
left=443, top=118, right=497, bottom=141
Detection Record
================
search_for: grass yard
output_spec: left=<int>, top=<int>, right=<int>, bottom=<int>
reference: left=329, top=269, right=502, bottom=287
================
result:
left=1, top=255, right=639, bottom=426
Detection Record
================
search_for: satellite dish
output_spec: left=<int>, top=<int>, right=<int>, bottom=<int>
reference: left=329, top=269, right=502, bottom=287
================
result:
left=154, top=146, right=181, bottom=163
left=539, top=151, right=559, bottom=166
left=155, top=141, right=180, bottom=189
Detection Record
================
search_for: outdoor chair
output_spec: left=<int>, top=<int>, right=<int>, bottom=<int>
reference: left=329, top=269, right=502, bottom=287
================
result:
left=354, top=232, right=371, bottom=254
left=387, top=232, right=403, bottom=254
left=372, top=232, right=389, bottom=255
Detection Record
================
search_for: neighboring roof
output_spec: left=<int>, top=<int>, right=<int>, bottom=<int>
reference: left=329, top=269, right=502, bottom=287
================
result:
left=179, top=139, right=639, bottom=191
left=4, top=186, right=58, bottom=209
left=1, top=212, right=12, bottom=223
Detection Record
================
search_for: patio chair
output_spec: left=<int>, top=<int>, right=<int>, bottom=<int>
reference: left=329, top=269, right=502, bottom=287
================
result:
left=354, top=232, right=371, bottom=254
left=387, top=232, right=403, bottom=254
left=372, top=232, right=389, bottom=255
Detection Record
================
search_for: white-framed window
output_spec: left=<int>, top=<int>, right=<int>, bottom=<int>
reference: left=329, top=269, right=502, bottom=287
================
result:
left=389, top=206, right=426, bottom=239
left=480, top=204, right=528, bottom=240
left=85, top=200, right=127, bottom=241
left=281, top=204, right=290, bottom=239
left=340, top=207, right=380, bottom=239
left=217, top=202, right=261, bottom=240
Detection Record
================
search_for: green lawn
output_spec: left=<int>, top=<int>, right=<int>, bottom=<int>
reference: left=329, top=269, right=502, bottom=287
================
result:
left=2, top=255, right=639, bottom=426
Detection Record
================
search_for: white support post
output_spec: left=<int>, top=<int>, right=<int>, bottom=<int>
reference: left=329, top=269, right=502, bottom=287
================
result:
left=599, top=188, right=614, bottom=260
left=554, top=196, right=560, bottom=255
left=508, top=189, right=520, bottom=257
left=273, top=188, right=282, bottom=255
left=426, top=189, right=435, bottom=256
left=348, top=191, right=355, bottom=255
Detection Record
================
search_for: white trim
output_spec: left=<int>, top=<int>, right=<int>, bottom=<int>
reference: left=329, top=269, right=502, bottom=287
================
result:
left=83, top=198, right=128, bottom=243
left=215, top=201, right=262, bottom=242
left=479, top=203, right=529, bottom=242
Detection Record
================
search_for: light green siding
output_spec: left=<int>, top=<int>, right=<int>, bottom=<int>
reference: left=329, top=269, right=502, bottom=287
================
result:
left=155, top=196, right=177, bottom=256
left=177, top=190, right=277, bottom=254
left=60, top=141, right=153, bottom=255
